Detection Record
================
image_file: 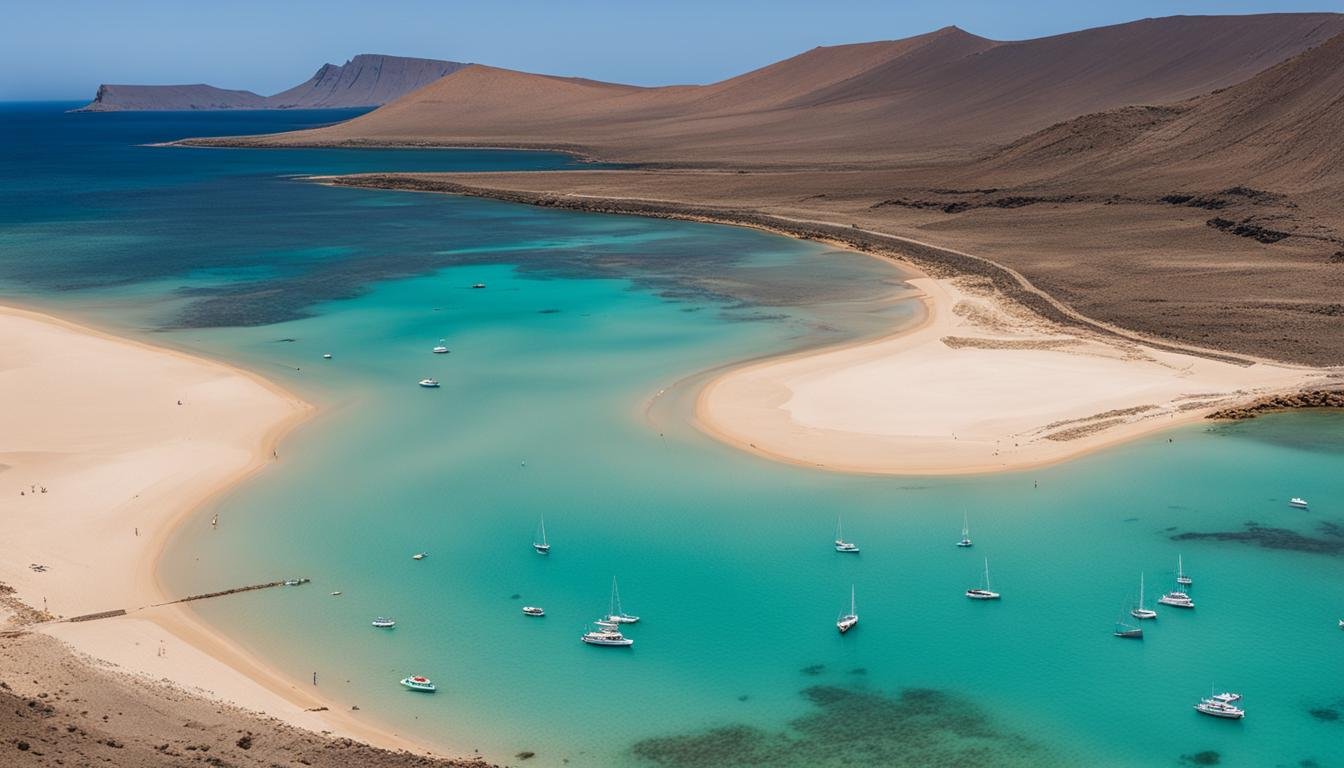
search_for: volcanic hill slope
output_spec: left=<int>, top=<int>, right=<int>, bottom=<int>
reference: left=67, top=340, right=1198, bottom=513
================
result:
left=197, top=14, right=1344, bottom=165
left=192, top=14, right=1344, bottom=365
left=77, top=54, right=467, bottom=111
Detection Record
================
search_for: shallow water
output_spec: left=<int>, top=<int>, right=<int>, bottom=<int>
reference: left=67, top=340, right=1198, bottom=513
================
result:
left=4, top=103, right=1344, bottom=768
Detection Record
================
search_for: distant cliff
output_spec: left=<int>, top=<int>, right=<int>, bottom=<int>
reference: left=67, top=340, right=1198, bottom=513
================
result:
left=75, top=54, right=467, bottom=112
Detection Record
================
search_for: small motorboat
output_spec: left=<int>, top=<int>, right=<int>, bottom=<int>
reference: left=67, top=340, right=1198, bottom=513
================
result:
left=400, top=675, right=436, bottom=692
left=282, top=578, right=305, bottom=586
left=522, top=606, right=545, bottom=617
left=471, top=282, right=487, bottom=289
left=1209, top=691, right=1242, bottom=704
left=432, top=339, right=450, bottom=354
left=582, top=626, right=633, bottom=646
left=412, top=552, right=428, bottom=560
left=1195, top=698, right=1244, bottom=719
left=322, top=353, right=332, bottom=359
left=372, top=617, right=396, bottom=628
left=418, top=378, right=440, bottom=388
left=1289, top=497, right=1309, bottom=509
left=330, top=591, right=342, bottom=596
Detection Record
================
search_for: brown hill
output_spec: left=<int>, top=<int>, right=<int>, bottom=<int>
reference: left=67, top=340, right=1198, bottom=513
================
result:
left=980, top=30, right=1344, bottom=194
left=195, top=14, right=1344, bottom=165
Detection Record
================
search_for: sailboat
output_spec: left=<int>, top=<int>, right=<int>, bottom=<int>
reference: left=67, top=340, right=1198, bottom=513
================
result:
left=956, top=511, right=973, bottom=548
left=1113, top=611, right=1143, bottom=638
left=606, top=576, right=639, bottom=624
left=1176, top=555, right=1192, bottom=586
left=837, top=585, right=858, bottom=634
left=966, top=558, right=1001, bottom=600
left=532, top=514, right=550, bottom=554
left=1158, top=560, right=1195, bottom=609
left=432, top=339, right=450, bottom=354
left=834, top=516, right=859, bottom=553
left=1130, top=572, right=1158, bottom=620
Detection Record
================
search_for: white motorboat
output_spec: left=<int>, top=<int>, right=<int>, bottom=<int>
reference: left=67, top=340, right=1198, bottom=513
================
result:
left=1158, top=588, right=1194, bottom=608
left=412, top=552, right=428, bottom=560
left=1289, top=497, right=1309, bottom=509
left=834, top=515, right=859, bottom=553
left=956, top=511, right=973, bottom=548
left=1176, top=555, right=1192, bottom=586
left=533, top=514, right=550, bottom=554
left=1195, top=698, right=1244, bottom=719
left=330, top=591, right=342, bottom=596
left=418, top=378, right=440, bottom=388
left=966, top=558, right=1001, bottom=600
left=471, top=282, right=487, bottom=289
left=836, top=585, right=858, bottom=634
left=322, top=353, right=332, bottom=359
left=582, top=626, right=633, bottom=646
left=1210, top=691, right=1242, bottom=704
left=1131, top=572, right=1158, bottom=620
left=372, top=617, right=396, bottom=628
left=400, top=676, right=436, bottom=692
left=522, top=606, right=545, bottom=617
left=605, top=577, right=639, bottom=623
left=432, top=340, right=450, bottom=354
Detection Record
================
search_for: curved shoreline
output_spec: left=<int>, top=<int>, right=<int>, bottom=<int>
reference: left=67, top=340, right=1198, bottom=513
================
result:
left=305, top=173, right=1332, bottom=475
left=0, top=304, right=453, bottom=759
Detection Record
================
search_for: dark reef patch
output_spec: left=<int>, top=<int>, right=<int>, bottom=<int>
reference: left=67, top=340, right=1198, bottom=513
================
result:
left=1171, top=521, right=1344, bottom=556
left=799, top=664, right=825, bottom=676
left=1307, top=706, right=1339, bottom=722
left=631, top=686, right=1055, bottom=767
left=1180, top=750, right=1220, bottom=766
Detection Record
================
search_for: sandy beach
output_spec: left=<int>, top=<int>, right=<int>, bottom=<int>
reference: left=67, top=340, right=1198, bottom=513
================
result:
left=0, top=304, right=450, bottom=758
left=696, top=276, right=1326, bottom=474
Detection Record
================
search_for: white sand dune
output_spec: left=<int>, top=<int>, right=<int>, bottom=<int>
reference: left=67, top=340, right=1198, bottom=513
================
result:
left=0, top=305, right=436, bottom=753
left=697, top=277, right=1325, bottom=474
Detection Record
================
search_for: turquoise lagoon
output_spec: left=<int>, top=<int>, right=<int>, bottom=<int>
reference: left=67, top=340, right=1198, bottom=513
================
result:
left=3, top=103, right=1343, bottom=767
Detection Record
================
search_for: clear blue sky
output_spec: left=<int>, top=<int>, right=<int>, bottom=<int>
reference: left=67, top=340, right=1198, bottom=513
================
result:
left=3, top=0, right=1341, bottom=100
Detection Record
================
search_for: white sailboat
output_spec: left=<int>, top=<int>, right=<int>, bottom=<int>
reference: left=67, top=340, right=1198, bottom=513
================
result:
left=1131, top=572, right=1158, bottom=620
left=532, top=514, right=550, bottom=554
left=1176, top=555, right=1192, bottom=586
left=432, top=339, right=450, bottom=354
left=606, top=576, right=639, bottom=624
left=966, top=558, right=1001, bottom=600
left=1158, top=561, right=1195, bottom=608
left=834, top=515, right=859, bottom=553
left=956, top=511, right=973, bottom=548
left=836, top=585, right=858, bottom=634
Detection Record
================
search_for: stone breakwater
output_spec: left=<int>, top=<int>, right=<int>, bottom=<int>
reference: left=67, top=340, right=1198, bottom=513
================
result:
left=1207, top=389, right=1344, bottom=419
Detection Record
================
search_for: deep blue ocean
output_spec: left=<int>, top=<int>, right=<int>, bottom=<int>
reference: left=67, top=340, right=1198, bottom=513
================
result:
left=3, top=102, right=1343, bottom=768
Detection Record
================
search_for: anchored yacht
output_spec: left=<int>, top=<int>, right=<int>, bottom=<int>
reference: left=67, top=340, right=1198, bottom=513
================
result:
left=522, top=606, right=545, bottom=617
left=418, top=378, right=440, bottom=388
left=966, top=558, right=1001, bottom=600
left=834, top=516, right=859, bottom=553
left=836, top=585, right=858, bottom=634
left=400, top=676, right=436, bottom=692
left=371, top=617, right=396, bottom=628
left=1131, top=572, right=1158, bottom=620
left=1289, top=497, right=1309, bottom=509
left=582, top=626, right=633, bottom=646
